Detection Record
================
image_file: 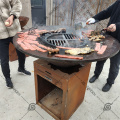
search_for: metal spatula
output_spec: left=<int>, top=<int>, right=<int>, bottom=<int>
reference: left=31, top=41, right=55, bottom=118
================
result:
left=75, top=22, right=87, bottom=30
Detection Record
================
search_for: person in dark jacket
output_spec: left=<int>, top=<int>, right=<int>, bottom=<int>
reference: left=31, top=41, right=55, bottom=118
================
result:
left=86, top=0, right=120, bottom=92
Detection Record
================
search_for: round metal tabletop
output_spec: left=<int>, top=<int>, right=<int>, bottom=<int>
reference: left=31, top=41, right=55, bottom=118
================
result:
left=13, top=26, right=120, bottom=67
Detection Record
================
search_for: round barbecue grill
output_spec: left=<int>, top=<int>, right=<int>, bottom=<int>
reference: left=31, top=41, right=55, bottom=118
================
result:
left=13, top=26, right=120, bottom=67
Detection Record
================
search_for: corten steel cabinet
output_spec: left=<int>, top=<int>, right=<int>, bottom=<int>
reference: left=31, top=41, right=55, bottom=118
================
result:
left=9, top=41, right=29, bottom=61
left=9, top=43, right=18, bottom=61
left=9, top=16, right=29, bottom=61
left=34, top=59, right=91, bottom=120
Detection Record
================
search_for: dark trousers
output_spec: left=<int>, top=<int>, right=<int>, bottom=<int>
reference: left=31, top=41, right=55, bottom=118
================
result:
left=94, top=51, right=120, bottom=85
left=0, top=37, right=25, bottom=79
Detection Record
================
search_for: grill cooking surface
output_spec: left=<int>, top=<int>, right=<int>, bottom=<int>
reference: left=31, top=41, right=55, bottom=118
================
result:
left=13, top=26, right=120, bottom=67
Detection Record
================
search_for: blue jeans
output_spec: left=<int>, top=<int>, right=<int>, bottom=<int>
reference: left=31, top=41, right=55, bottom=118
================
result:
left=0, top=37, right=25, bottom=79
left=94, top=51, right=120, bottom=85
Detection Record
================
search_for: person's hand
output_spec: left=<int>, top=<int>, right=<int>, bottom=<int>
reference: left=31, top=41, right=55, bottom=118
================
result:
left=5, top=15, right=14, bottom=27
left=86, top=18, right=96, bottom=25
left=107, top=24, right=116, bottom=32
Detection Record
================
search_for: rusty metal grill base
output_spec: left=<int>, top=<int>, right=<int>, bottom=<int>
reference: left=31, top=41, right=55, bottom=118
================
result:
left=34, top=59, right=91, bottom=120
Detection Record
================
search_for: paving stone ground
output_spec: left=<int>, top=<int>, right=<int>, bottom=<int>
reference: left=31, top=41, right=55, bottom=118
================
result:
left=0, top=57, right=120, bottom=120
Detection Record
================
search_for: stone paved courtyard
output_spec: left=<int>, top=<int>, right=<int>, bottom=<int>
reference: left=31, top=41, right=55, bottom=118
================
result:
left=0, top=57, right=120, bottom=120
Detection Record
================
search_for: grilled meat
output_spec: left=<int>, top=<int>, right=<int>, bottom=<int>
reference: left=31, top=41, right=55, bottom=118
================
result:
left=39, top=28, right=66, bottom=35
left=65, top=47, right=94, bottom=55
left=47, top=48, right=60, bottom=54
left=55, top=54, right=83, bottom=60
left=89, top=35, right=105, bottom=41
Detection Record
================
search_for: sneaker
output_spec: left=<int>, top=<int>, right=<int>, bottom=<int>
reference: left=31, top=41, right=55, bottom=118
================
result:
left=102, top=83, right=112, bottom=92
left=6, top=78, right=13, bottom=89
left=89, top=75, right=98, bottom=83
left=18, top=68, right=31, bottom=75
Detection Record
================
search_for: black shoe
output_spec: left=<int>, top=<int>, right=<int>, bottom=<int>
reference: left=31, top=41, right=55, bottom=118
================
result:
left=89, top=75, right=98, bottom=83
left=102, top=83, right=112, bottom=92
left=6, top=78, right=13, bottom=89
left=18, top=68, right=31, bottom=75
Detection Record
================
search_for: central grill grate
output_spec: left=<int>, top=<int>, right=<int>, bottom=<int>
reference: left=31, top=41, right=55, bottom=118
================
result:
left=44, top=33, right=88, bottom=48
left=47, top=39, right=66, bottom=46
